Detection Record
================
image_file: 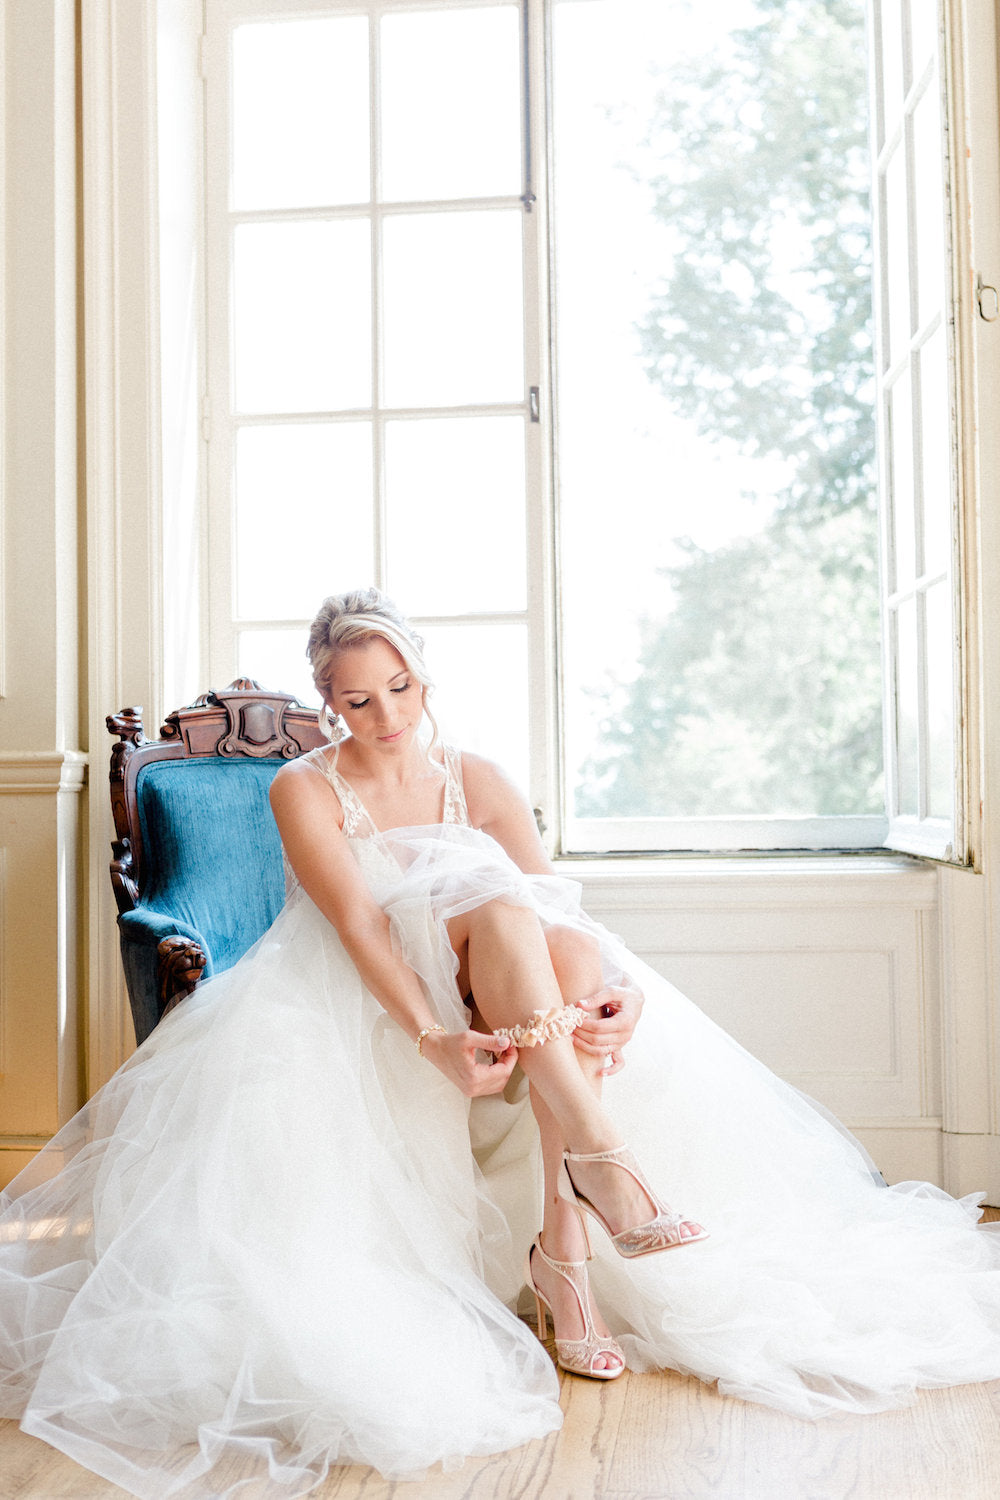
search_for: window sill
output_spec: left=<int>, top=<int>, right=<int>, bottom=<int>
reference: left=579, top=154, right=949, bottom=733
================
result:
left=552, top=851, right=940, bottom=909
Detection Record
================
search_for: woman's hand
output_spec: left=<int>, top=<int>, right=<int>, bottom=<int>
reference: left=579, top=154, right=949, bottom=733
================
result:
left=571, top=979, right=644, bottom=1076
left=420, top=1028, right=519, bottom=1097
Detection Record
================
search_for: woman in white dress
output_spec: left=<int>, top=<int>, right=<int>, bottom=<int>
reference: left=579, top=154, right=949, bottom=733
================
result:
left=1, top=586, right=1000, bottom=1500
left=274, top=590, right=708, bottom=1385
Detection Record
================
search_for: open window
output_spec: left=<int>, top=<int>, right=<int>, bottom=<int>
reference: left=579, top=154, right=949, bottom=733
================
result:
left=196, top=0, right=972, bottom=861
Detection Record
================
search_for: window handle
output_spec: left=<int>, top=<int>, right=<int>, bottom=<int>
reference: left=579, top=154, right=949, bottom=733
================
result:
left=976, top=274, right=999, bottom=321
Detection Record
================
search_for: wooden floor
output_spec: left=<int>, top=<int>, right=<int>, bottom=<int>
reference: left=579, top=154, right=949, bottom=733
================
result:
left=4, top=1209, right=999, bottom=1500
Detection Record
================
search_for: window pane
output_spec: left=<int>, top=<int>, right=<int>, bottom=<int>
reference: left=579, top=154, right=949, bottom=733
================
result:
left=235, top=424, right=374, bottom=619
left=234, top=221, right=372, bottom=413
left=889, top=369, right=916, bottom=587
left=419, top=622, right=528, bottom=792
left=912, top=76, right=945, bottom=330
left=919, top=325, right=952, bottom=576
left=909, top=0, right=939, bottom=81
left=894, top=597, right=918, bottom=815
left=380, top=6, right=521, bottom=202
left=381, top=210, right=523, bottom=407
left=385, top=417, right=525, bottom=614
left=884, top=141, right=911, bottom=367
left=925, top=581, right=954, bottom=820
left=232, top=17, right=369, bottom=211
left=553, top=0, right=881, bottom=828
left=236, top=628, right=317, bottom=706
left=879, top=0, right=905, bottom=126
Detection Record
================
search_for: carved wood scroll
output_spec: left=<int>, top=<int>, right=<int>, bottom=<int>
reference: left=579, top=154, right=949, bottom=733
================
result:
left=157, top=936, right=208, bottom=1017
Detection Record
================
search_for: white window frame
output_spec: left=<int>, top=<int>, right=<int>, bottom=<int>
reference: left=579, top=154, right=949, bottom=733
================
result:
left=197, top=0, right=981, bottom=862
left=868, top=0, right=967, bottom=863
left=203, top=0, right=555, bottom=828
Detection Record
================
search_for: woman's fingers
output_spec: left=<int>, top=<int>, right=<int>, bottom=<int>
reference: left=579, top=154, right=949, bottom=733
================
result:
left=466, top=1032, right=517, bottom=1095
left=574, top=1027, right=630, bottom=1056
left=573, top=983, right=643, bottom=1055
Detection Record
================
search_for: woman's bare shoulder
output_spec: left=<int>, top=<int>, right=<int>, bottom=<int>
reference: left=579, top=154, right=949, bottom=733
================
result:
left=454, top=749, right=532, bottom=831
left=455, top=749, right=522, bottom=801
left=270, top=750, right=343, bottom=823
left=455, top=749, right=550, bottom=873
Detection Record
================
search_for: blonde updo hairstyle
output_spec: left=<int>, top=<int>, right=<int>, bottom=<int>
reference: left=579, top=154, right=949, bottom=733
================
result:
left=307, top=588, right=438, bottom=749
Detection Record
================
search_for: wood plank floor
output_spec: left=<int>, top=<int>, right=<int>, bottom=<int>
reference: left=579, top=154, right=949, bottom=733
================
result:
left=4, top=1209, right=999, bottom=1500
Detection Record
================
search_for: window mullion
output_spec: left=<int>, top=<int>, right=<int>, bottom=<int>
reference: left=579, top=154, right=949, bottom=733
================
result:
left=524, top=0, right=557, bottom=850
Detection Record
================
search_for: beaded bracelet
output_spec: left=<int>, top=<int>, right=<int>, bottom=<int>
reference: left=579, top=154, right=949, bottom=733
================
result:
left=492, top=1004, right=588, bottom=1050
left=416, top=1024, right=446, bottom=1057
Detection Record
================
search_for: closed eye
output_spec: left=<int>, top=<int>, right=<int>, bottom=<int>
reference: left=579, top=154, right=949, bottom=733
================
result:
left=392, top=682, right=412, bottom=694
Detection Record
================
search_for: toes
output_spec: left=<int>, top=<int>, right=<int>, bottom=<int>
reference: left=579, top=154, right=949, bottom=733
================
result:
left=597, top=1352, right=623, bottom=1372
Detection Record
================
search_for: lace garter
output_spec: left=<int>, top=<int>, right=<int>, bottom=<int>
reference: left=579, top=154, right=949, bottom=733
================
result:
left=493, top=1004, right=588, bottom=1049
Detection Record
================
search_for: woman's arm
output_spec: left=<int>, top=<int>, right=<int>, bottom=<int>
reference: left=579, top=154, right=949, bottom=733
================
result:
left=269, top=760, right=515, bottom=1096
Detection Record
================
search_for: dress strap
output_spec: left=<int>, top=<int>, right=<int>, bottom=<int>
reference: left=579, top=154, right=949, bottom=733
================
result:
left=301, top=743, right=468, bottom=832
left=442, top=744, right=471, bottom=827
left=301, top=746, right=378, bottom=839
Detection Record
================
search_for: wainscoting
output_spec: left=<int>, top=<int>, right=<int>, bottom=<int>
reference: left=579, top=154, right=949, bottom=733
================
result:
left=574, top=855, right=948, bottom=1187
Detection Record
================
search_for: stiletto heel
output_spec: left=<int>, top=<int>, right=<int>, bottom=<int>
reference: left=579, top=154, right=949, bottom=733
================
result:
left=561, top=1144, right=709, bottom=1258
left=556, top=1161, right=593, bottom=1259
left=523, top=1238, right=625, bottom=1381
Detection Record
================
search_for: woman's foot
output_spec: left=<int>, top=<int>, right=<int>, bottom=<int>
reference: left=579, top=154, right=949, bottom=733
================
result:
left=562, top=1145, right=708, bottom=1257
left=526, top=1228, right=624, bottom=1379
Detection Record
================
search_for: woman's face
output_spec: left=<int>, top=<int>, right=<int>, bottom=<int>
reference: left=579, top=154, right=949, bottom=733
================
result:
left=325, top=636, right=424, bottom=753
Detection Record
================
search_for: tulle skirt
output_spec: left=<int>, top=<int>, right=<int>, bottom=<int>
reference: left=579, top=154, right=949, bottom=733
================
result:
left=1, top=824, right=999, bottom=1497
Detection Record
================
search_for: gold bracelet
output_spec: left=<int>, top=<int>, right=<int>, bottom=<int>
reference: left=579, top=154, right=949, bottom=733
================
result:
left=416, top=1024, right=446, bottom=1057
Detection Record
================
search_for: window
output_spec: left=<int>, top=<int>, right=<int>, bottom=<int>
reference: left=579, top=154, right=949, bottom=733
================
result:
left=206, top=0, right=538, bottom=789
left=201, top=0, right=967, bottom=860
left=870, top=0, right=959, bottom=860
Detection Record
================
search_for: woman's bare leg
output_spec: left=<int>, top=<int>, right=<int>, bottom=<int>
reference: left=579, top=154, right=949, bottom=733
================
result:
left=527, top=929, right=621, bottom=1371
left=448, top=903, right=624, bottom=1156
left=450, top=907, right=642, bottom=1372
left=450, top=901, right=703, bottom=1239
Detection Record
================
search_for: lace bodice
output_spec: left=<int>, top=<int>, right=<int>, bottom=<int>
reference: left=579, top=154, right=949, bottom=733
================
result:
left=302, top=742, right=471, bottom=839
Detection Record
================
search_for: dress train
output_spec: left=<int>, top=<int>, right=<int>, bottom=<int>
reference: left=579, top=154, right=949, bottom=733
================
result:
left=1, top=755, right=999, bottom=1495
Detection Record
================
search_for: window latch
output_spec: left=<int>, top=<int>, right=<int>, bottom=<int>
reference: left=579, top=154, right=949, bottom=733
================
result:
left=976, top=274, right=999, bottom=321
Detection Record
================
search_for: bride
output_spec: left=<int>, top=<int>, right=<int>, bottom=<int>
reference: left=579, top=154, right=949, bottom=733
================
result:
left=2, top=586, right=1000, bottom=1499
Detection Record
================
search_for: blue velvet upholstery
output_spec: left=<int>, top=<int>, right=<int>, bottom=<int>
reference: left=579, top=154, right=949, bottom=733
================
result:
left=119, top=758, right=288, bottom=1039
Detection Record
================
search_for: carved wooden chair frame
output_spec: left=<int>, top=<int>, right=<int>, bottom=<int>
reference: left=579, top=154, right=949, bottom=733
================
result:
left=107, top=681, right=325, bottom=1022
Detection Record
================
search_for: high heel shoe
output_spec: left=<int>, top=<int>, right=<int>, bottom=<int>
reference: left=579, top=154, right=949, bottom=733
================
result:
left=524, top=1238, right=626, bottom=1381
left=560, top=1145, right=709, bottom=1258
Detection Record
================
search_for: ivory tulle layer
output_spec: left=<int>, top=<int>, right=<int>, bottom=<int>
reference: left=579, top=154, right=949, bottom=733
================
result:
left=2, top=824, right=1000, bottom=1498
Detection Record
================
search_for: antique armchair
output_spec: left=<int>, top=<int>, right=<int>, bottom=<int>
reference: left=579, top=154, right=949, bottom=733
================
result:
left=106, top=681, right=326, bottom=1044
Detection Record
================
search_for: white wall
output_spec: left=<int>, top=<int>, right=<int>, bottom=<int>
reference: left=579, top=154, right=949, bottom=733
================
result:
left=0, top=0, right=83, bottom=1183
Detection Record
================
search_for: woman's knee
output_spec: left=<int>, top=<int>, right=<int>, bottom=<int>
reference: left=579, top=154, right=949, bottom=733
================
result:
left=545, top=925, right=602, bottom=998
left=447, top=900, right=542, bottom=971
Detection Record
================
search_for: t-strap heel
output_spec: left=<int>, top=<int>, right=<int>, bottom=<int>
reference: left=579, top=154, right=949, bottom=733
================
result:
left=524, top=1238, right=625, bottom=1381
left=561, top=1144, right=709, bottom=1258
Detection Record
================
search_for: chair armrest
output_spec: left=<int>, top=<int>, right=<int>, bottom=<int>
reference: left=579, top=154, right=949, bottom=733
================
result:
left=117, top=908, right=214, bottom=1045
left=117, top=905, right=212, bottom=959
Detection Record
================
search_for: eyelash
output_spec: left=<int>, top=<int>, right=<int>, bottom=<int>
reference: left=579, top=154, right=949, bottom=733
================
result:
left=345, top=682, right=411, bottom=711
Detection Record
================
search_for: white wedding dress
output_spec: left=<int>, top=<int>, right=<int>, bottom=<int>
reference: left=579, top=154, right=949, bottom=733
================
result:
left=2, top=745, right=1000, bottom=1498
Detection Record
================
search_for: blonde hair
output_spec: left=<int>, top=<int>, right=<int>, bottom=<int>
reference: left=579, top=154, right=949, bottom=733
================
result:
left=307, top=588, right=438, bottom=746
